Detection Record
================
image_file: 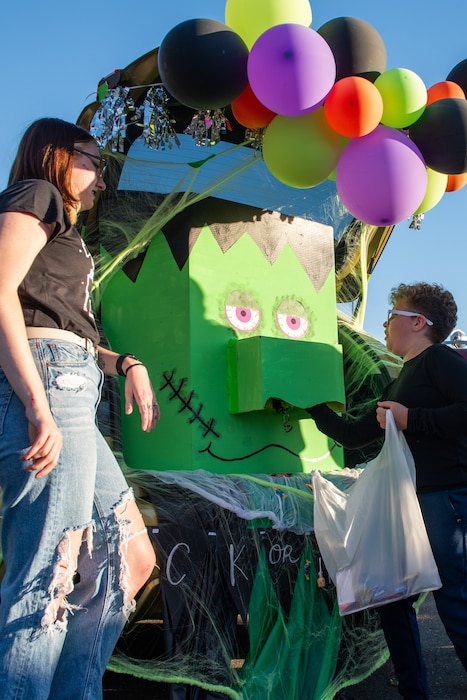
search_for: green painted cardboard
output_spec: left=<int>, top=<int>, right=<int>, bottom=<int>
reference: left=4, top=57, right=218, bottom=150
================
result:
left=227, top=336, right=344, bottom=413
left=102, top=198, right=345, bottom=474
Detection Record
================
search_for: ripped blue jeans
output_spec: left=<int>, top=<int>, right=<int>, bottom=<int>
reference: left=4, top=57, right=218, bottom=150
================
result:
left=0, top=340, right=136, bottom=699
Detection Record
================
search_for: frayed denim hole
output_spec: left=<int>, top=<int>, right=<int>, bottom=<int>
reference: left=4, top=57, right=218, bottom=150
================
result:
left=41, top=523, right=94, bottom=635
left=53, top=372, right=87, bottom=392
left=113, top=489, right=147, bottom=618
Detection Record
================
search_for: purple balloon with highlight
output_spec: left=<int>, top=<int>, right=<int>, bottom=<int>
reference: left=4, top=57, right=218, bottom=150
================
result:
left=247, top=24, right=336, bottom=117
left=336, top=125, right=428, bottom=225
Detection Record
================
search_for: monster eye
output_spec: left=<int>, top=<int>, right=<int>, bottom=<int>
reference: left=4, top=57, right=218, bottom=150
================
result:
left=276, top=299, right=310, bottom=339
left=225, top=305, right=261, bottom=332
left=276, top=313, right=309, bottom=338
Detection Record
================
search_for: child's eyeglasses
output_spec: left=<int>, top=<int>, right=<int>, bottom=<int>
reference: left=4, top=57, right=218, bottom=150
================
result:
left=387, top=309, right=433, bottom=326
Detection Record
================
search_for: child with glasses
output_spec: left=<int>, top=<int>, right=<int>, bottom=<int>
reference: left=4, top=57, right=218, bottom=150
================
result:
left=308, top=281, right=467, bottom=700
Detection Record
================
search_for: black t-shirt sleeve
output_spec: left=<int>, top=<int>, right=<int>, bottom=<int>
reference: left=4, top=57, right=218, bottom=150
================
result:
left=307, top=402, right=383, bottom=448
left=407, top=344, right=467, bottom=438
left=0, top=180, right=67, bottom=236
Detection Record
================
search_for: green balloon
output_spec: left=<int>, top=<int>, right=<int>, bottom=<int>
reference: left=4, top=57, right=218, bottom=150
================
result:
left=413, top=167, right=447, bottom=214
left=375, top=68, right=427, bottom=128
left=225, top=0, right=312, bottom=49
left=263, top=110, right=342, bottom=188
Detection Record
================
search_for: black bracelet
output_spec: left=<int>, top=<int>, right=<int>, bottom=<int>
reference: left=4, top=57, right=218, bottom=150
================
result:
left=124, top=362, right=145, bottom=375
left=116, top=354, right=139, bottom=377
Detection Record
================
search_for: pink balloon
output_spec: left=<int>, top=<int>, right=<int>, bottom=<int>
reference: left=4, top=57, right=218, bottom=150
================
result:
left=247, top=24, right=336, bottom=117
left=336, top=125, right=427, bottom=225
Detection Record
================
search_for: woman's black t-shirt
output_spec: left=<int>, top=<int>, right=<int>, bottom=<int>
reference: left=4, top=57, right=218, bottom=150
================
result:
left=0, top=179, right=100, bottom=345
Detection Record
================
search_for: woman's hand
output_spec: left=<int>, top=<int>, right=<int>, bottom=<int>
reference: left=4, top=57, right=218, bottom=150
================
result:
left=376, top=401, right=408, bottom=430
left=97, top=347, right=160, bottom=433
left=23, top=401, right=63, bottom=478
left=123, top=363, right=160, bottom=433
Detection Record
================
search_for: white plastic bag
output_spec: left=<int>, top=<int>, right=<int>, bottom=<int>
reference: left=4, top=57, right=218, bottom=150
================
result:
left=313, top=410, right=441, bottom=616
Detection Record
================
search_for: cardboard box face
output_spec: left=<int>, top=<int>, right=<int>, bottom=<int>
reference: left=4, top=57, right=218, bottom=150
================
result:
left=100, top=137, right=345, bottom=474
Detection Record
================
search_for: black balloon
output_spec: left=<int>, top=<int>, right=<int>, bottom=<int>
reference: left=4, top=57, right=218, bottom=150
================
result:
left=409, top=98, right=467, bottom=174
left=317, top=16, right=387, bottom=82
left=158, top=18, right=249, bottom=110
left=446, top=59, right=467, bottom=98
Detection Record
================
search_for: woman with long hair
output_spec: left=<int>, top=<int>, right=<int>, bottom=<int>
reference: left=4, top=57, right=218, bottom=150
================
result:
left=0, top=117, right=158, bottom=699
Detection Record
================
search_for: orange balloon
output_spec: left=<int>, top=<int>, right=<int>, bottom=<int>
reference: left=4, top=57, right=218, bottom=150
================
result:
left=427, top=80, right=465, bottom=105
left=446, top=172, right=467, bottom=192
left=231, top=83, right=276, bottom=128
left=324, top=76, right=384, bottom=137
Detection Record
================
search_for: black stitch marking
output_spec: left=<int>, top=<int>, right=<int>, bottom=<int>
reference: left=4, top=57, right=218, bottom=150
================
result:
left=160, top=370, right=221, bottom=439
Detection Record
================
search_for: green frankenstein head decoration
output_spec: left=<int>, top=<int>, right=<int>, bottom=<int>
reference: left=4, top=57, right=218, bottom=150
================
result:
left=100, top=138, right=346, bottom=474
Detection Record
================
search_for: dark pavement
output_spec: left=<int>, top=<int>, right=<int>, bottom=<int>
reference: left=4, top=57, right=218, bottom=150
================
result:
left=340, top=592, right=467, bottom=699
left=103, top=592, right=467, bottom=699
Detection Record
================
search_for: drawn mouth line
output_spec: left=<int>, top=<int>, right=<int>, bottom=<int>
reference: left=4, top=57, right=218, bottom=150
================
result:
left=160, top=368, right=337, bottom=464
left=200, top=441, right=337, bottom=463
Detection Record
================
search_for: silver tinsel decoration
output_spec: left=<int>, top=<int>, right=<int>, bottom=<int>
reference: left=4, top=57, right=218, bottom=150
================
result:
left=142, top=86, right=180, bottom=150
left=409, top=213, right=424, bottom=230
left=90, top=84, right=180, bottom=152
left=90, top=86, right=131, bottom=152
left=184, top=109, right=231, bottom=147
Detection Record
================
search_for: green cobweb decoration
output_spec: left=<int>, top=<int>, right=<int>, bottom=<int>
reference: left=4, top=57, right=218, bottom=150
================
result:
left=99, top=466, right=393, bottom=699
left=82, top=133, right=403, bottom=699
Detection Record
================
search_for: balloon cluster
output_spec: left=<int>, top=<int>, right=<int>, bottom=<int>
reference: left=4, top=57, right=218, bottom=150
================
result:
left=158, top=0, right=467, bottom=226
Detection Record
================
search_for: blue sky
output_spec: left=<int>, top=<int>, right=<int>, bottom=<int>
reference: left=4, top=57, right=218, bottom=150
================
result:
left=2, top=0, right=466, bottom=342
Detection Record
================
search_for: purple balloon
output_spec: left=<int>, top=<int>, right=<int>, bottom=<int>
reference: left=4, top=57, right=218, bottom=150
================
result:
left=247, top=24, right=336, bottom=117
left=336, top=125, right=428, bottom=225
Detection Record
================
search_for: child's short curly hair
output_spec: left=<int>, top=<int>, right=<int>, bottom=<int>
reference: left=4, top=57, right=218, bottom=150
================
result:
left=389, top=283, right=457, bottom=343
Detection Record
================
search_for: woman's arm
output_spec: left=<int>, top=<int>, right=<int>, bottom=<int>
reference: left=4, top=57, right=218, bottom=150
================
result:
left=0, top=211, right=62, bottom=477
left=96, top=346, right=160, bottom=433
